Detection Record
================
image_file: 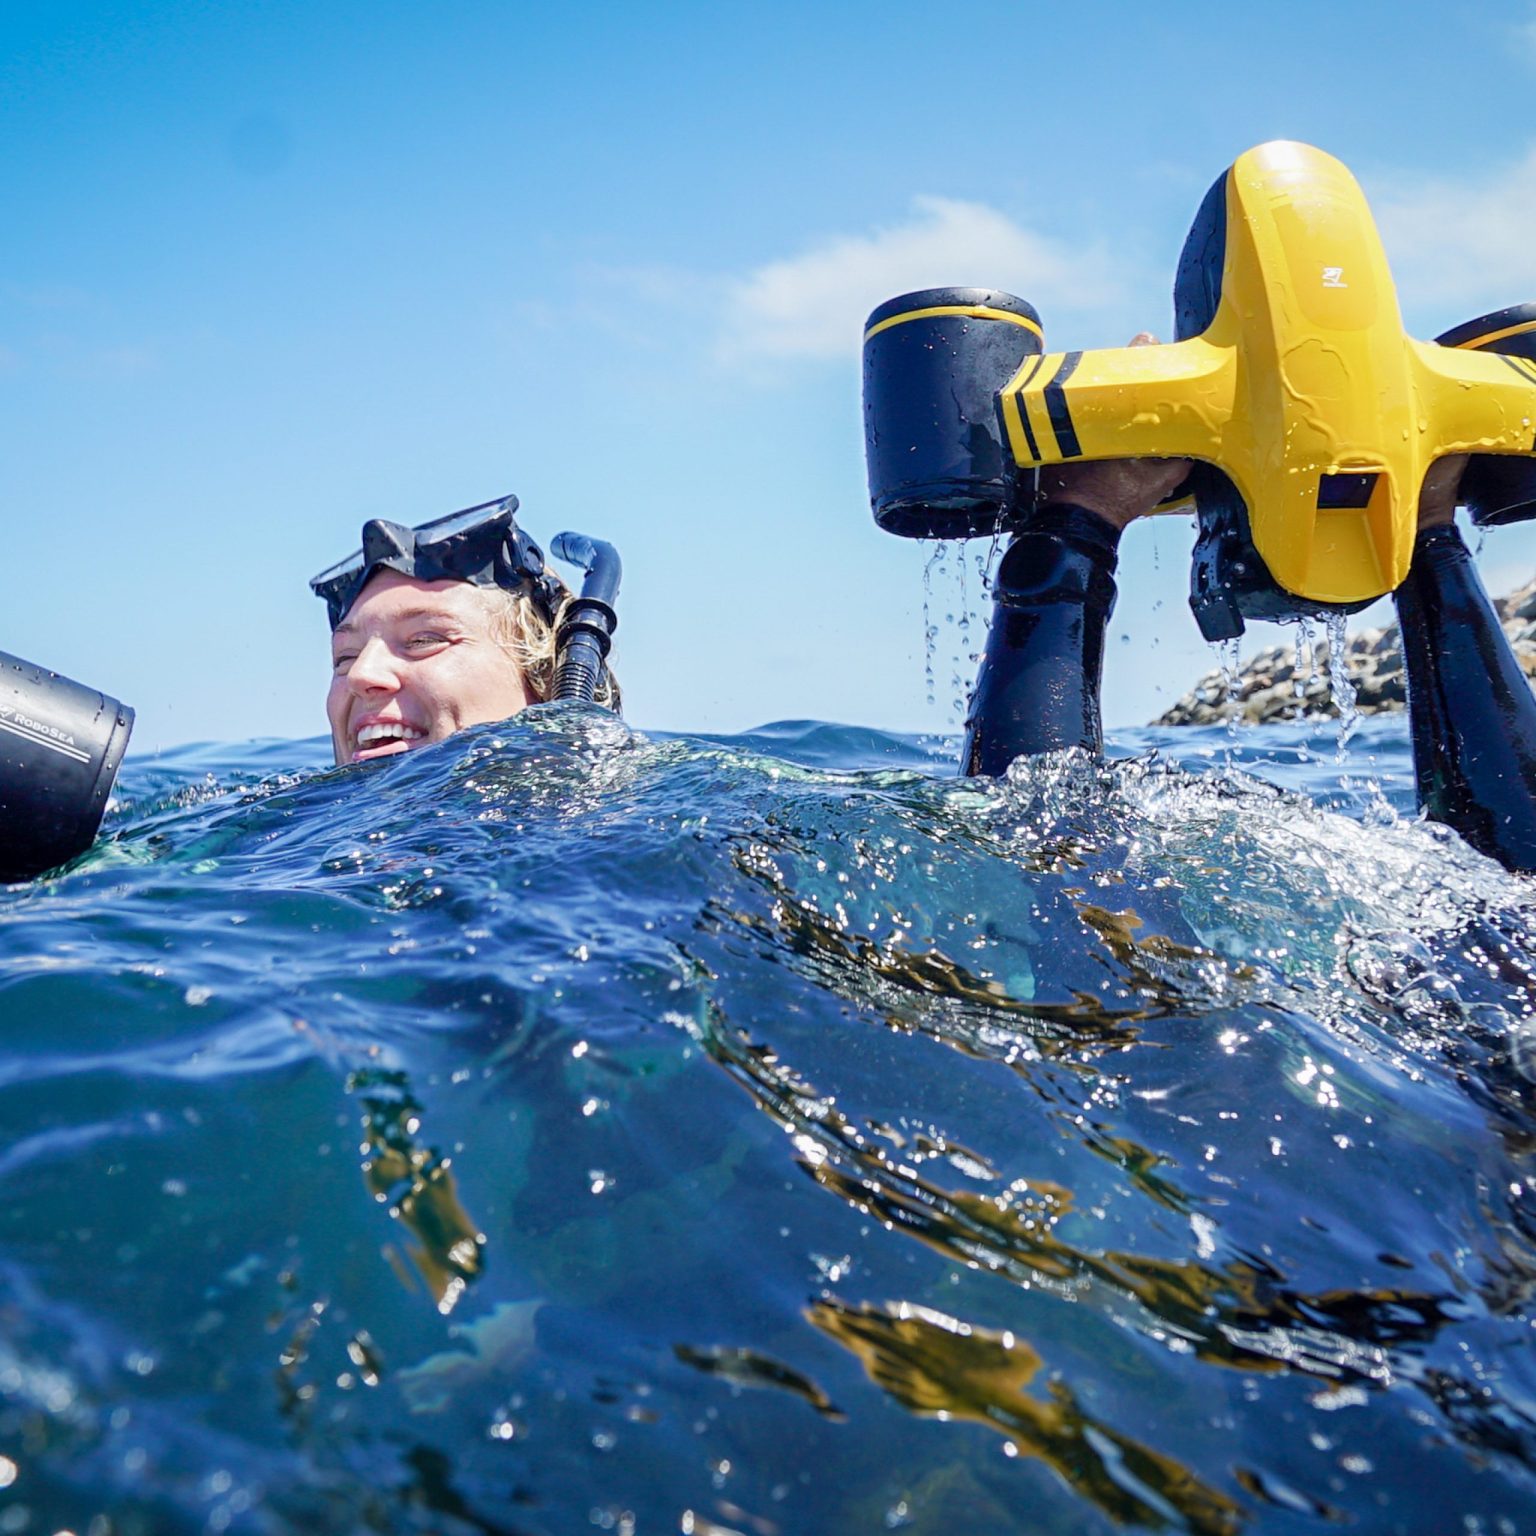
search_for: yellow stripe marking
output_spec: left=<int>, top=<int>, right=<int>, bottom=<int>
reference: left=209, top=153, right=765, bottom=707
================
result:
left=1007, top=354, right=1051, bottom=462
left=1020, top=352, right=1064, bottom=456
left=998, top=391, right=1027, bottom=460
left=1452, top=317, right=1536, bottom=350
left=863, top=304, right=1044, bottom=344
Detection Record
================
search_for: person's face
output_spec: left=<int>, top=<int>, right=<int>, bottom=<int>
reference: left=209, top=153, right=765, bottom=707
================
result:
left=326, top=570, right=532, bottom=766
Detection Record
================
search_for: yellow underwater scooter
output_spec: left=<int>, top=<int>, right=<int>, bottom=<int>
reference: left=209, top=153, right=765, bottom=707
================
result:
left=863, top=140, right=1536, bottom=641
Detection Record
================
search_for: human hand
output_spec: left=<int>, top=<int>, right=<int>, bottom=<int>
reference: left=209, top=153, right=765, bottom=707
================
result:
left=1419, top=454, right=1469, bottom=531
left=1036, top=333, right=1193, bottom=532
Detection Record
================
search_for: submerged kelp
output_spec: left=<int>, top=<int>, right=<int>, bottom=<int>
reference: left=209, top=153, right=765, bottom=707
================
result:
left=1, top=709, right=1534, bottom=1534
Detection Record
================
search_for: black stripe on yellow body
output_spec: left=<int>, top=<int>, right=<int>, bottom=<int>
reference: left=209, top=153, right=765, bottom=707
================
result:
left=1042, top=352, right=1084, bottom=459
left=1492, top=352, right=1536, bottom=386
left=1011, top=354, right=1049, bottom=463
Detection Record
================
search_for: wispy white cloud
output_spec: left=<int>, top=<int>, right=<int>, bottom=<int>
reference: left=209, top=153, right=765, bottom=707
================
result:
left=717, top=196, right=1123, bottom=362
left=1375, top=147, right=1536, bottom=319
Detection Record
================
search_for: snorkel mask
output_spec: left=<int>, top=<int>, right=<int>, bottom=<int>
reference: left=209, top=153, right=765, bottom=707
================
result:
left=310, top=494, right=565, bottom=630
left=311, top=493, right=623, bottom=707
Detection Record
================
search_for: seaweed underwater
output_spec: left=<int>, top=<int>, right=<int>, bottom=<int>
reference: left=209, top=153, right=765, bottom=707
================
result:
left=0, top=707, right=1534, bottom=1534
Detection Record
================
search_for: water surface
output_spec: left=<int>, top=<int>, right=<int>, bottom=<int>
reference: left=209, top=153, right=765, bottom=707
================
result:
left=1, top=711, right=1533, bottom=1534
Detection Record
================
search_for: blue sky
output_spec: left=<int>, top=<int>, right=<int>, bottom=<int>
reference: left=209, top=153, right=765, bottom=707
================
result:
left=7, top=0, right=1536, bottom=751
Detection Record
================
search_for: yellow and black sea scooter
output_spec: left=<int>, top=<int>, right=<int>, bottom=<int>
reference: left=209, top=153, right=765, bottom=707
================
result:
left=863, top=139, right=1536, bottom=642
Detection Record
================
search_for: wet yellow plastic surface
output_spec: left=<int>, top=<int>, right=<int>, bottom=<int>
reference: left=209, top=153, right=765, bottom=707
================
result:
left=999, top=141, right=1536, bottom=604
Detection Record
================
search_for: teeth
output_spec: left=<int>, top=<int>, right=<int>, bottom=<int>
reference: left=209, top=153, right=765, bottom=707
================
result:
left=356, top=722, right=425, bottom=746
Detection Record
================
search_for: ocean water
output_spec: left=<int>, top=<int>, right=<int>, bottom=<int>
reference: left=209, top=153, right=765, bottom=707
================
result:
left=2, top=709, right=1535, bottom=1535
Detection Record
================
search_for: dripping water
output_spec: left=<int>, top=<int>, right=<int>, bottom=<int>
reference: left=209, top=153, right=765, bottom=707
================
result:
left=1325, top=610, right=1360, bottom=759
left=1292, top=617, right=1317, bottom=706
left=950, top=542, right=971, bottom=724
left=921, top=528, right=1003, bottom=728
left=979, top=516, right=1006, bottom=602
left=1220, top=636, right=1244, bottom=739
left=921, top=541, right=947, bottom=710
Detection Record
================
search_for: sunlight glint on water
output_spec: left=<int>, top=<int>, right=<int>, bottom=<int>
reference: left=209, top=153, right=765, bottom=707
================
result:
left=0, top=709, right=1533, bottom=1534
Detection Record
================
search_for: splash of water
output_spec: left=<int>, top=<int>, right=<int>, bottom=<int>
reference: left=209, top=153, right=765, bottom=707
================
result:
left=3, top=713, right=1534, bottom=1534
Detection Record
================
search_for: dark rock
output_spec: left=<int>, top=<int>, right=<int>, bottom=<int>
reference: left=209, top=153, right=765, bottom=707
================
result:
left=1500, top=575, right=1536, bottom=622
left=1154, top=575, right=1536, bottom=725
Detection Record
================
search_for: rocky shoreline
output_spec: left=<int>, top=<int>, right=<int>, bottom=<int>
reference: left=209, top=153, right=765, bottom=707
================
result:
left=1155, top=574, right=1536, bottom=726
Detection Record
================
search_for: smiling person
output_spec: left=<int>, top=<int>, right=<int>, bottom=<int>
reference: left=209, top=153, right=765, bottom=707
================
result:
left=311, top=495, right=619, bottom=766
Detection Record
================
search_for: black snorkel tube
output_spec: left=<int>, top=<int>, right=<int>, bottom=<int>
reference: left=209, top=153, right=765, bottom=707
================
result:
left=550, top=533, right=621, bottom=704
left=0, top=649, right=134, bottom=883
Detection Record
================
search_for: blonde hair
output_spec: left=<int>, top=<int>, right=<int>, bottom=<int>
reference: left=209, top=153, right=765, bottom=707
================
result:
left=482, top=582, right=621, bottom=711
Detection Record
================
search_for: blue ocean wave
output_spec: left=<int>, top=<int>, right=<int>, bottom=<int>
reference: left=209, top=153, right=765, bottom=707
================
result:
left=1, top=708, right=1533, bottom=1533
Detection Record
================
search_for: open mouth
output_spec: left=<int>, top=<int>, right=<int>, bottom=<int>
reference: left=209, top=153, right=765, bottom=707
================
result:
left=352, top=721, right=428, bottom=762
